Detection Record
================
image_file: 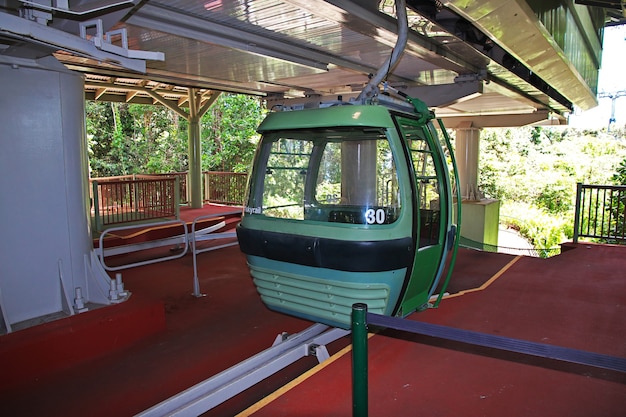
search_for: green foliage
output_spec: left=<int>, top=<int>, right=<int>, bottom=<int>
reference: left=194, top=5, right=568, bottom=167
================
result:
left=612, top=158, right=626, bottom=185
left=201, top=94, right=266, bottom=172
left=501, top=202, right=572, bottom=257
left=86, top=94, right=265, bottom=177
left=479, top=127, right=626, bottom=254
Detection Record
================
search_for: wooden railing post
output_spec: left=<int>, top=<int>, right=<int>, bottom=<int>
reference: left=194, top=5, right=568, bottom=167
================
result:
left=573, top=182, right=582, bottom=243
left=174, top=176, right=180, bottom=219
left=92, top=180, right=102, bottom=232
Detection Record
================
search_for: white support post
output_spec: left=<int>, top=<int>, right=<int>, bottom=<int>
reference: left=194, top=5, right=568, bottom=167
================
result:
left=455, top=121, right=482, bottom=201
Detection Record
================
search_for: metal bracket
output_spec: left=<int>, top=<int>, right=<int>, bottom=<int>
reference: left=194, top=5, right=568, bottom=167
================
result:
left=454, top=70, right=489, bottom=84
left=0, top=12, right=163, bottom=73
left=79, top=19, right=165, bottom=61
left=0, top=286, right=11, bottom=334
left=308, top=343, right=331, bottom=362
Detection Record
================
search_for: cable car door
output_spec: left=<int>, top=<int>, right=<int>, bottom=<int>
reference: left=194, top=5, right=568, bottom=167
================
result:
left=393, top=115, right=454, bottom=315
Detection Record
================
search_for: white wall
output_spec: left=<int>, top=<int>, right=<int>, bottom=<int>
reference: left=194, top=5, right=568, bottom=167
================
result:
left=0, top=57, right=92, bottom=328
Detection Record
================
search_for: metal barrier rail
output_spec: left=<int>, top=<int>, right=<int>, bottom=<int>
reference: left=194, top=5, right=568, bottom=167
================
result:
left=574, top=183, right=626, bottom=243
left=351, top=303, right=626, bottom=417
left=190, top=211, right=241, bottom=297
left=97, top=220, right=189, bottom=271
left=96, top=211, right=241, bottom=295
left=91, top=176, right=180, bottom=231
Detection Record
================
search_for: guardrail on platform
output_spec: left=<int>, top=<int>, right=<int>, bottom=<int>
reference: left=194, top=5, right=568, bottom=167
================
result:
left=204, top=171, right=247, bottom=205
left=91, top=176, right=179, bottom=232
left=573, top=183, right=626, bottom=243
left=96, top=220, right=189, bottom=271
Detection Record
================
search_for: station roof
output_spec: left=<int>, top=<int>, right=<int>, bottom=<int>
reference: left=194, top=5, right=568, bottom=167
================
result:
left=1, top=0, right=623, bottom=127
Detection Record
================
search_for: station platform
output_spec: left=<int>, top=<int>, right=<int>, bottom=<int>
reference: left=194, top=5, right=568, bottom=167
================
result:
left=0, top=205, right=624, bottom=416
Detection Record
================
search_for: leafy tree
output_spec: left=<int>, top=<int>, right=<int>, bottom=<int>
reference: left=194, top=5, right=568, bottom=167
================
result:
left=478, top=126, right=626, bottom=254
left=612, top=158, right=626, bottom=185
left=200, top=94, right=265, bottom=172
left=86, top=101, right=116, bottom=176
left=86, top=94, right=265, bottom=177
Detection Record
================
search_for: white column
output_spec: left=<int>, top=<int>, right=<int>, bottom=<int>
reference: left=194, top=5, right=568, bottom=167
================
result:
left=455, top=121, right=481, bottom=201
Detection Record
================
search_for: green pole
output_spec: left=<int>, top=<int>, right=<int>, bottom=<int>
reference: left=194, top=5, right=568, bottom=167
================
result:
left=188, top=88, right=203, bottom=209
left=352, top=303, right=368, bottom=417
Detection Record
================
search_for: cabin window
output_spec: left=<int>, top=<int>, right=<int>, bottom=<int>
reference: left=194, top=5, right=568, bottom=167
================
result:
left=260, top=137, right=313, bottom=220
left=395, top=117, right=442, bottom=247
left=250, top=128, right=401, bottom=224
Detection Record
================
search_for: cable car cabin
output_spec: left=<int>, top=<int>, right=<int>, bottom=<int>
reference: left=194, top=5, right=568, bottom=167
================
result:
left=237, top=98, right=460, bottom=329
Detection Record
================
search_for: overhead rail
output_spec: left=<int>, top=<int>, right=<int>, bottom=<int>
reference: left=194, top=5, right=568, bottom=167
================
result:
left=573, top=183, right=626, bottom=244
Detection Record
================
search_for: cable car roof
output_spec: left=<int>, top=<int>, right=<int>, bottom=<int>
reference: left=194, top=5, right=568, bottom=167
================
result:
left=0, top=0, right=621, bottom=127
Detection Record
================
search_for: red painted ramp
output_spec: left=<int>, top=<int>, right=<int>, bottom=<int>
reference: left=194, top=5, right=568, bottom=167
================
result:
left=241, top=244, right=626, bottom=417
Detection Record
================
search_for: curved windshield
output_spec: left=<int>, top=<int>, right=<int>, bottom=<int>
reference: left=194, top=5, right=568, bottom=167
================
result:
left=246, top=127, right=401, bottom=225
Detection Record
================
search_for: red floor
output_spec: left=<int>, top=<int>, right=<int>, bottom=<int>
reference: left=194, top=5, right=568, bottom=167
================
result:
left=245, top=245, right=626, bottom=417
left=0, top=205, right=624, bottom=417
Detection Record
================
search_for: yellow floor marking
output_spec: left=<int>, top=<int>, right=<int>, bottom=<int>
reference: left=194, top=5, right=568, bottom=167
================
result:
left=236, top=333, right=375, bottom=416
left=237, top=256, right=522, bottom=415
left=442, top=255, right=522, bottom=300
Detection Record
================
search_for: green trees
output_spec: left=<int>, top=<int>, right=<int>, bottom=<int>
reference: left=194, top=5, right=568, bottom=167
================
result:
left=612, top=158, right=626, bottom=185
left=86, top=94, right=265, bottom=177
left=479, top=126, right=626, bottom=253
left=86, top=96, right=624, bottom=253
left=201, top=94, right=265, bottom=172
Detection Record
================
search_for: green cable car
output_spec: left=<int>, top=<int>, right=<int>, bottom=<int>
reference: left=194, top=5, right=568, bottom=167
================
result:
left=237, top=95, right=461, bottom=329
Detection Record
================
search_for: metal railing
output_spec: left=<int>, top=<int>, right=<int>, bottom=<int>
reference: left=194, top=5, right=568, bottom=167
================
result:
left=190, top=211, right=241, bottom=296
left=90, top=171, right=245, bottom=231
left=204, top=171, right=247, bottom=205
left=573, top=183, right=626, bottom=243
left=96, top=219, right=189, bottom=271
left=146, top=172, right=189, bottom=204
left=91, top=176, right=180, bottom=231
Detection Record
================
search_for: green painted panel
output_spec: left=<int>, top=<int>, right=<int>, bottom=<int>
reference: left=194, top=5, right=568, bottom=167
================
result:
left=257, top=105, right=395, bottom=132
left=247, top=256, right=405, bottom=328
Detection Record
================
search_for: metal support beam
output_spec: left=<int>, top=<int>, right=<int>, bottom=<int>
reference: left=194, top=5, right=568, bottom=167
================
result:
left=136, top=323, right=350, bottom=417
left=440, top=110, right=560, bottom=128
left=405, top=81, right=484, bottom=107
left=0, top=11, right=159, bottom=72
left=187, top=89, right=222, bottom=208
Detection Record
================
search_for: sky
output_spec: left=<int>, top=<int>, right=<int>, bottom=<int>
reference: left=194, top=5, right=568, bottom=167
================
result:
left=568, top=24, right=626, bottom=129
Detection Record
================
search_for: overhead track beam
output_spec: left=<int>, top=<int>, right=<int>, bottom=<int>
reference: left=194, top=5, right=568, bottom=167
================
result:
left=440, top=110, right=561, bottom=129
left=127, top=3, right=374, bottom=74
left=284, top=0, right=482, bottom=75
left=442, top=0, right=599, bottom=110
